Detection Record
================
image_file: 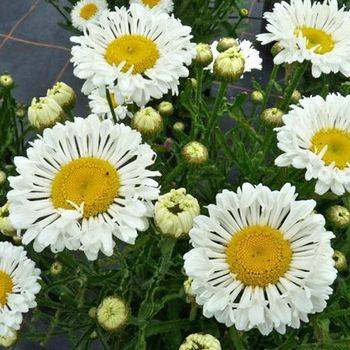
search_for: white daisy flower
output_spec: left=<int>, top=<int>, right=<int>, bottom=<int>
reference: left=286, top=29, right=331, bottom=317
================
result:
left=257, top=0, right=350, bottom=78
left=0, top=242, right=41, bottom=337
left=8, top=115, right=160, bottom=261
left=184, top=183, right=336, bottom=335
left=71, top=4, right=195, bottom=106
left=275, top=94, right=350, bottom=196
left=130, top=0, right=174, bottom=13
left=206, top=39, right=262, bottom=75
left=88, top=86, right=132, bottom=122
left=71, top=0, right=108, bottom=31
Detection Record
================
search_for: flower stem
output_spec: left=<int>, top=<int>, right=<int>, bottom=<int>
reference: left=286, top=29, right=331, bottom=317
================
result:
left=228, top=327, right=245, bottom=350
left=205, top=82, right=228, bottom=141
left=280, top=62, right=308, bottom=112
left=106, top=87, right=118, bottom=124
left=262, top=64, right=279, bottom=111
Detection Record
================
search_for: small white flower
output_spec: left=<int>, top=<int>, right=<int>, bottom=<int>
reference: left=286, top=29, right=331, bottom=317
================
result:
left=71, top=0, right=108, bottom=31
left=88, top=86, right=132, bottom=122
left=71, top=4, right=195, bottom=106
left=206, top=39, right=262, bottom=76
left=8, top=115, right=160, bottom=260
left=257, top=0, right=350, bottom=78
left=130, top=0, right=174, bottom=13
left=0, top=242, right=41, bottom=337
left=275, top=94, right=350, bottom=196
left=184, top=183, right=336, bottom=335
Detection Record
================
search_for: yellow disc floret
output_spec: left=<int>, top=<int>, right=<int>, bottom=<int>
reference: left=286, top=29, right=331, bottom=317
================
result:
left=0, top=270, right=13, bottom=306
left=80, top=3, right=98, bottom=20
left=142, top=0, right=161, bottom=8
left=295, top=27, right=335, bottom=54
left=226, top=225, right=292, bottom=287
left=311, top=128, right=350, bottom=169
left=105, top=35, right=160, bottom=74
left=51, top=157, right=120, bottom=218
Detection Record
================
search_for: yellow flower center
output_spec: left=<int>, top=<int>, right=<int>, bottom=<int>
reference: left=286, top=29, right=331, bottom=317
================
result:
left=80, top=3, right=98, bottom=20
left=311, top=128, right=350, bottom=169
left=104, top=35, right=160, bottom=74
left=295, top=26, right=335, bottom=54
left=0, top=270, right=13, bottom=306
left=142, top=0, right=161, bottom=7
left=51, top=157, right=120, bottom=218
left=226, top=225, right=292, bottom=287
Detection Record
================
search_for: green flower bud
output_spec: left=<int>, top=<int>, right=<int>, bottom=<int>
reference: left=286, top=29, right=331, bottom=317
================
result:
left=214, top=48, right=245, bottom=83
left=251, top=91, right=264, bottom=104
left=261, top=107, right=284, bottom=127
left=0, top=74, right=14, bottom=88
left=216, top=37, right=239, bottom=53
left=132, top=107, right=163, bottom=136
left=333, top=251, right=347, bottom=272
left=326, top=205, right=350, bottom=229
left=195, top=43, right=213, bottom=66
left=158, top=101, right=174, bottom=117
left=182, top=141, right=208, bottom=165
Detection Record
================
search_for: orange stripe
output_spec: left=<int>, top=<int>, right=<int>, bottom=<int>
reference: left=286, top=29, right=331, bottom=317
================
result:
left=0, top=34, right=70, bottom=51
left=55, top=59, right=71, bottom=82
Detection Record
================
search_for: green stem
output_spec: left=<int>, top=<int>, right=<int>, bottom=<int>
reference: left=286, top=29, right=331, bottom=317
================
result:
left=189, top=303, right=197, bottom=321
left=262, top=64, right=280, bottom=111
left=193, top=67, right=204, bottom=138
left=228, top=327, right=245, bottom=350
left=105, top=87, right=118, bottom=124
left=205, top=82, right=228, bottom=141
left=280, top=62, right=308, bottom=111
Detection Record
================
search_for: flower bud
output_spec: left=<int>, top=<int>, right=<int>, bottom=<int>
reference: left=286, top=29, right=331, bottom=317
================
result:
left=0, top=330, right=17, bottom=347
left=183, top=277, right=195, bottom=303
left=271, top=42, right=283, bottom=57
left=326, top=205, right=350, bottom=229
left=0, top=171, right=6, bottom=185
left=97, top=296, right=129, bottom=332
left=261, top=107, right=284, bottom=127
left=340, top=81, right=350, bottom=96
left=155, top=188, right=200, bottom=239
left=28, top=96, right=65, bottom=130
left=0, top=217, right=15, bottom=237
left=240, top=8, right=249, bottom=17
left=182, top=141, right=208, bottom=165
left=173, top=121, right=185, bottom=132
left=15, top=105, right=26, bottom=119
left=251, top=91, right=264, bottom=104
left=12, top=235, right=22, bottom=245
left=291, top=90, right=302, bottom=104
left=47, top=82, right=76, bottom=110
left=190, top=78, right=197, bottom=89
left=50, top=261, right=63, bottom=276
left=163, top=138, right=173, bottom=152
left=132, top=107, right=163, bottom=137
left=214, top=48, right=245, bottom=82
left=195, top=43, right=213, bottom=66
left=158, top=101, right=174, bottom=117
left=88, top=307, right=97, bottom=319
left=333, top=251, right=347, bottom=272
left=0, top=74, right=14, bottom=88
left=216, top=37, right=239, bottom=53
left=179, top=333, right=221, bottom=350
